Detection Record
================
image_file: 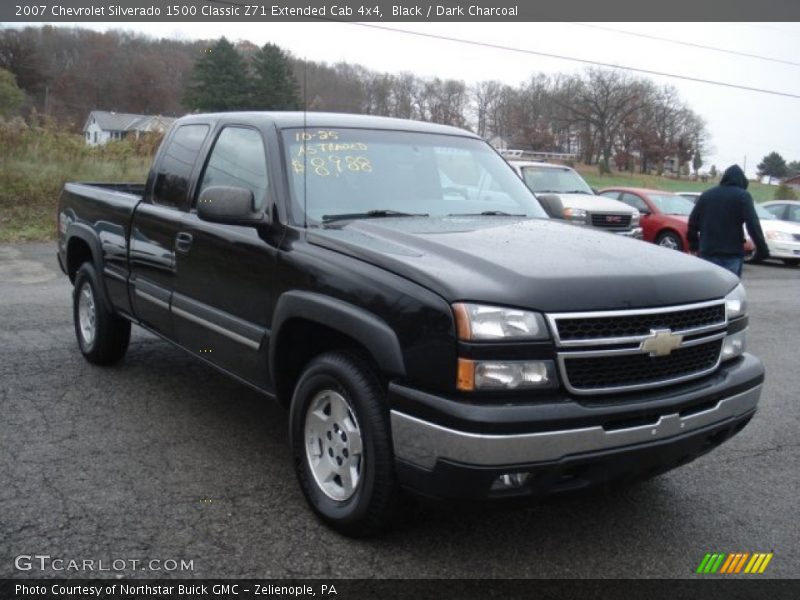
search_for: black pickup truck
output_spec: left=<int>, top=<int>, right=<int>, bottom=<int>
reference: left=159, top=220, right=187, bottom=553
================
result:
left=58, top=112, right=764, bottom=536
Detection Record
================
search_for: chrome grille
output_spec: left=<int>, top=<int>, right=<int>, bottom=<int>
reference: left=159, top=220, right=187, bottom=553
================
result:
left=555, top=304, right=725, bottom=344
left=547, top=300, right=727, bottom=395
left=590, top=213, right=632, bottom=228
left=561, top=340, right=723, bottom=392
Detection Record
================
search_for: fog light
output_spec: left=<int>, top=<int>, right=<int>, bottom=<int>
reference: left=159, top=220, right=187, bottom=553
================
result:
left=491, top=472, right=530, bottom=491
left=721, top=330, right=746, bottom=361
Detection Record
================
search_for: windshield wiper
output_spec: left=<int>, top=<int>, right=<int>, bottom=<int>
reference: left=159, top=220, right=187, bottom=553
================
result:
left=449, top=211, right=525, bottom=217
left=562, top=190, right=590, bottom=194
left=322, top=209, right=429, bottom=223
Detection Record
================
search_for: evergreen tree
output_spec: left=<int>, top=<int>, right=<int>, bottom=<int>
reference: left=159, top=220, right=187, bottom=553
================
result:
left=756, top=151, right=788, bottom=184
left=692, top=150, right=703, bottom=175
left=250, top=43, right=300, bottom=110
left=183, top=38, right=251, bottom=111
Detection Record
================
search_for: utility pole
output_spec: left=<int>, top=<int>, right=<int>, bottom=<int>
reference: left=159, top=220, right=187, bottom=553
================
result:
left=743, top=155, right=747, bottom=176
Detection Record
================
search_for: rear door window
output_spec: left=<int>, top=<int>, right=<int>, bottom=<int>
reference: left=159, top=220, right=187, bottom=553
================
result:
left=152, top=124, right=210, bottom=210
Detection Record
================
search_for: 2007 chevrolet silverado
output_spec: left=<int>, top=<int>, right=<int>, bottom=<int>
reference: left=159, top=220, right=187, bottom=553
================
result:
left=58, top=112, right=764, bottom=536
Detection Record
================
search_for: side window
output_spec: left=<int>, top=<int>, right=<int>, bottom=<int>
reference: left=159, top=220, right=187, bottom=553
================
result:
left=198, top=127, right=268, bottom=210
left=152, top=124, right=210, bottom=210
left=788, top=204, right=800, bottom=223
left=621, top=193, right=649, bottom=213
left=765, top=204, right=786, bottom=219
left=599, top=191, right=620, bottom=200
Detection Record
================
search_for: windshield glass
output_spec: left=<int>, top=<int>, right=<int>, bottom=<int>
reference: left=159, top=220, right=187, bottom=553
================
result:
left=755, top=203, right=777, bottom=219
left=282, top=128, right=547, bottom=225
left=648, top=194, right=695, bottom=215
left=520, top=166, right=593, bottom=195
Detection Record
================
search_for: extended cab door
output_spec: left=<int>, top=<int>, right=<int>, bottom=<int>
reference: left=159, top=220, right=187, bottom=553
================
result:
left=129, top=123, right=211, bottom=337
left=170, top=124, right=277, bottom=389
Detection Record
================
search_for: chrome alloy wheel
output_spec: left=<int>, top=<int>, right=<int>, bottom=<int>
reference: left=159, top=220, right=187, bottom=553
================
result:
left=304, top=390, right=363, bottom=501
left=77, top=283, right=97, bottom=346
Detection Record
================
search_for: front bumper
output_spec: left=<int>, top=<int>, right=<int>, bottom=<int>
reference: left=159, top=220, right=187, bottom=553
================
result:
left=616, top=226, right=643, bottom=239
left=766, top=239, right=800, bottom=259
left=390, top=353, right=763, bottom=499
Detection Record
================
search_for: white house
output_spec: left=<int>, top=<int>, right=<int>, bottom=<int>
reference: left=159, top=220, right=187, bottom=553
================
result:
left=83, top=111, right=176, bottom=146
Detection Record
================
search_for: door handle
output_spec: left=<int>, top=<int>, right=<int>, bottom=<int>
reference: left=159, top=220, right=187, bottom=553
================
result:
left=175, top=232, right=193, bottom=253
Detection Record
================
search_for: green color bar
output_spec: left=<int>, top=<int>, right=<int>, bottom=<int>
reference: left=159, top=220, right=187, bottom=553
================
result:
left=697, top=554, right=712, bottom=573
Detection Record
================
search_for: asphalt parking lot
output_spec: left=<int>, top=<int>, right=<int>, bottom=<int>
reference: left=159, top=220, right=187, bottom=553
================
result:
left=1, top=242, right=798, bottom=579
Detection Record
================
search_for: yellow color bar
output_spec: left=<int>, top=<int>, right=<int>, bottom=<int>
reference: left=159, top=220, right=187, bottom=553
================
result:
left=749, top=554, right=766, bottom=573
left=758, top=553, right=774, bottom=573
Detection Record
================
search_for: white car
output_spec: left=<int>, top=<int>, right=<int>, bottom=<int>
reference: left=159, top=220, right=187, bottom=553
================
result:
left=505, top=159, right=642, bottom=238
left=746, top=203, right=800, bottom=266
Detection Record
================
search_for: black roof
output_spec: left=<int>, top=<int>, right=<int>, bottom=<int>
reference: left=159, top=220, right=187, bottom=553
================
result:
left=175, top=111, right=479, bottom=138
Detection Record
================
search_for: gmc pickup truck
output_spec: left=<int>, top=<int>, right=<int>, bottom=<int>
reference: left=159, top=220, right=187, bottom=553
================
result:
left=505, top=158, right=643, bottom=238
left=58, top=112, right=764, bottom=536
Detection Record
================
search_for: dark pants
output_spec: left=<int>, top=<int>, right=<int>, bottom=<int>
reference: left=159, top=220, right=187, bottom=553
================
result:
left=700, top=254, right=743, bottom=277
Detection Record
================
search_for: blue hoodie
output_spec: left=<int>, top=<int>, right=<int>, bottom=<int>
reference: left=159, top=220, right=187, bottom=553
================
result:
left=687, top=165, right=769, bottom=257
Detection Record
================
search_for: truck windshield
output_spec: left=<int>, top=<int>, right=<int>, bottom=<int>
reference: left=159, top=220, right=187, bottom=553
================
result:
left=282, top=128, right=547, bottom=225
left=520, top=166, right=594, bottom=195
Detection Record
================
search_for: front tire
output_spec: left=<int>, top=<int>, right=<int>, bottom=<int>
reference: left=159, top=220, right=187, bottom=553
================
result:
left=73, top=263, right=131, bottom=365
left=656, top=231, right=683, bottom=251
left=289, top=351, right=398, bottom=537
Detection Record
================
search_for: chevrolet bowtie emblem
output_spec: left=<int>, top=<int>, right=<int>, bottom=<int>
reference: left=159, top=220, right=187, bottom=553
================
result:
left=640, top=328, right=684, bottom=357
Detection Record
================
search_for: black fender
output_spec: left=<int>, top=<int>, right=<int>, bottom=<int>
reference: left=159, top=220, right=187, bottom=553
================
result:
left=269, top=291, right=406, bottom=382
left=65, top=223, right=114, bottom=313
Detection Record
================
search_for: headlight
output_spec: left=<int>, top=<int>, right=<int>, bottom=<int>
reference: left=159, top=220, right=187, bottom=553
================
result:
left=766, top=230, right=792, bottom=241
left=453, top=303, right=549, bottom=341
left=457, top=359, right=557, bottom=391
left=630, top=212, right=640, bottom=227
left=724, top=283, right=747, bottom=320
left=562, top=207, right=587, bottom=224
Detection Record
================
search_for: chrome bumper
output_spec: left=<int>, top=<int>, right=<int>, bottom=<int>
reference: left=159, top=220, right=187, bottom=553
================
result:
left=391, top=384, right=761, bottom=470
left=616, top=226, right=643, bottom=239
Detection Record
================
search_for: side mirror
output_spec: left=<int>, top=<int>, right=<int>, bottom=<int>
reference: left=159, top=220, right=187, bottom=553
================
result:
left=536, top=194, right=564, bottom=219
left=638, top=207, right=652, bottom=216
left=197, top=186, right=264, bottom=226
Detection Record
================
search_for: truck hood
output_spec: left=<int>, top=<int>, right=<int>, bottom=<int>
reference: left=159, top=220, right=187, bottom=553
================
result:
left=550, top=193, right=637, bottom=214
left=308, top=216, right=737, bottom=312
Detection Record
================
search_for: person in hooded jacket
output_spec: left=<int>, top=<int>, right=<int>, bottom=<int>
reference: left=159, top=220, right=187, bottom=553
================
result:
left=687, top=164, right=769, bottom=277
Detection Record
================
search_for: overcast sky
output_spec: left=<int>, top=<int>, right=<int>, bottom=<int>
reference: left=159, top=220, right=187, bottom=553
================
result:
left=15, top=21, right=800, bottom=177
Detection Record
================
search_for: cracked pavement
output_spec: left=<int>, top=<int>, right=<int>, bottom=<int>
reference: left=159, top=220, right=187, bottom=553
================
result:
left=1, top=243, right=798, bottom=579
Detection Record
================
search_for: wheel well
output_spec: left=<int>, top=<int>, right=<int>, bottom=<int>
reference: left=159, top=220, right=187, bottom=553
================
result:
left=657, top=229, right=683, bottom=244
left=273, top=318, right=381, bottom=406
left=66, top=237, right=94, bottom=282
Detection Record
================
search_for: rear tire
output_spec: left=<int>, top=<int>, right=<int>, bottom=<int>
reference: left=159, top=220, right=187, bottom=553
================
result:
left=656, top=231, right=683, bottom=251
left=289, top=351, right=399, bottom=537
left=73, top=263, right=131, bottom=365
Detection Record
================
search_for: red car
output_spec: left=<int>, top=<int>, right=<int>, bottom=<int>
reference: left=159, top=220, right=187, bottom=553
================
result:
left=599, top=187, right=754, bottom=255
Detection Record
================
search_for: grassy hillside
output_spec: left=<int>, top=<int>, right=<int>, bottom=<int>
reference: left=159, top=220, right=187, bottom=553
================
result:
left=0, top=119, right=154, bottom=242
left=577, top=166, right=777, bottom=202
